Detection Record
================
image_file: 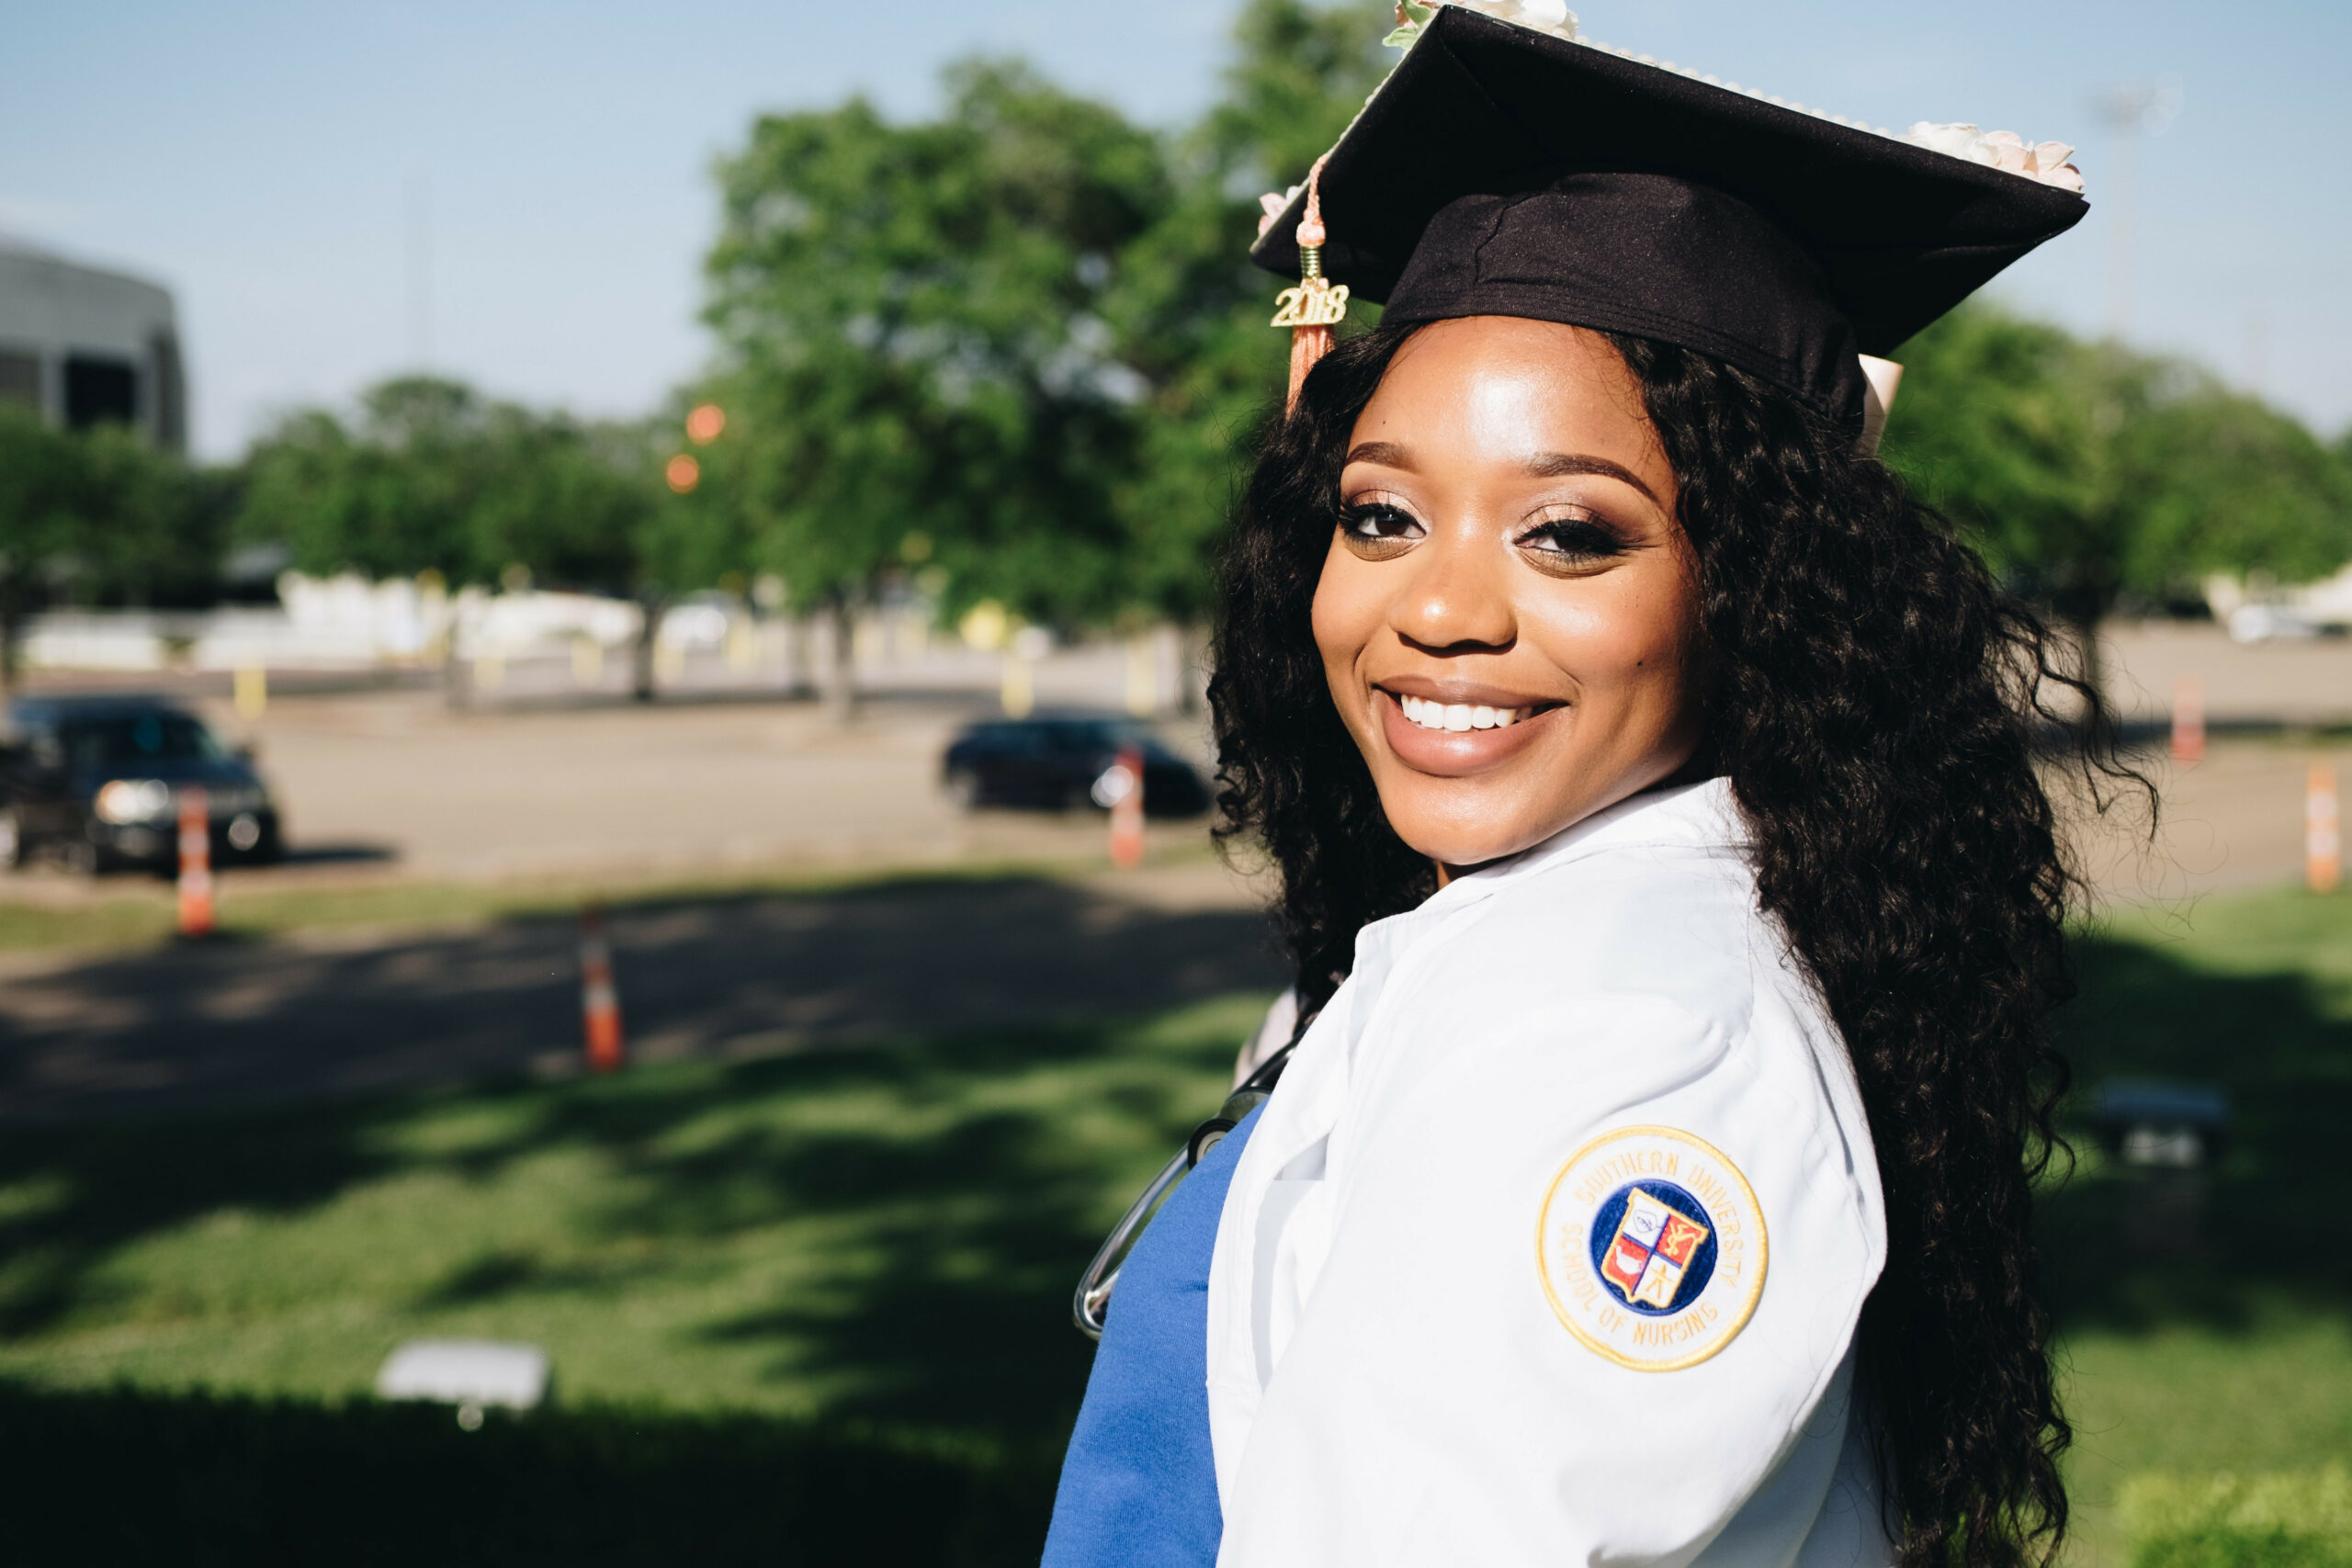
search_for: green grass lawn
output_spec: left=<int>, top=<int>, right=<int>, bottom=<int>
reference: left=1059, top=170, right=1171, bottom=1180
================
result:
left=0, top=883, right=2346, bottom=1562
left=2048, top=886, right=2352, bottom=1563
left=0, top=992, right=1265, bottom=1447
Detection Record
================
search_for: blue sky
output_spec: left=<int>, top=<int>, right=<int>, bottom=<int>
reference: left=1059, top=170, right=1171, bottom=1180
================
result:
left=5, top=0, right=2345, bottom=459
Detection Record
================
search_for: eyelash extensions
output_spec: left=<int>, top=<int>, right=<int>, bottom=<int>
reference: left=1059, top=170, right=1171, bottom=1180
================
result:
left=1517, top=517, right=1626, bottom=559
left=1334, top=502, right=1628, bottom=564
left=1338, top=501, right=1422, bottom=540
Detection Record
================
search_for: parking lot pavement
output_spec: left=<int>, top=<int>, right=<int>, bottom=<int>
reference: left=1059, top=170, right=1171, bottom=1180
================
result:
left=194, top=676, right=2325, bottom=907
left=2069, top=743, right=2339, bottom=907
left=7, top=623, right=2341, bottom=899
left=0, top=863, right=1286, bottom=1121
left=2097, top=620, right=2352, bottom=729
left=152, top=688, right=1205, bottom=887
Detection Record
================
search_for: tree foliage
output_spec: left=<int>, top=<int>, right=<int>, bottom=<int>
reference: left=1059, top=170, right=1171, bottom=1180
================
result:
left=1885, top=306, right=2352, bottom=626
left=1101, top=0, right=1395, bottom=620
left=0, top=408, right=230, bottom=639
left=695, top=3, right=1393, bottom=627
left=700, top=62, right=1168, bottom=624
left=235, top=377, right=667, bottom=595
left=0, top=409, right=233, bottom=682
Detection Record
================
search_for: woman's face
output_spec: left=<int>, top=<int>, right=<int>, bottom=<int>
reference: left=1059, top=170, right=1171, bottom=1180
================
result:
left=1312, top=316, right=1707, bottom=871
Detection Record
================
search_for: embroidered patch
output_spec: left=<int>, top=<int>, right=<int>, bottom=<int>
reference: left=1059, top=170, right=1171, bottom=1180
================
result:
left=1536, top=1124, right=1767, bottom=1371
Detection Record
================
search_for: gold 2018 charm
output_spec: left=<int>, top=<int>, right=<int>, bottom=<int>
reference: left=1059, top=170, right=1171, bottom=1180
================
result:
left=1271, top=280, right=1351, bottom=330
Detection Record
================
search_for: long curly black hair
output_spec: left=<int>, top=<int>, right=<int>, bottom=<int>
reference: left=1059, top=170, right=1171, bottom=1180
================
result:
left=1208, top=320, right=2135, bottom=1568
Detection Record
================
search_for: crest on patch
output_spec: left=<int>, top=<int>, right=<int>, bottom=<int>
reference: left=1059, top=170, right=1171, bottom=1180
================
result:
left=1536, top=1125, right=1766, bottom=1371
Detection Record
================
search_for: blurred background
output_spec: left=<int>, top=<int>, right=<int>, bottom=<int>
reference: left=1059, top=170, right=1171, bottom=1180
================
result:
left=1, top=1, right=2346, bottom=1562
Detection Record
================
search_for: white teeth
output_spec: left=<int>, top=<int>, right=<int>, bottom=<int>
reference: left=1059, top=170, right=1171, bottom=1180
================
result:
left=1396, top=694, right=1529, bottom=730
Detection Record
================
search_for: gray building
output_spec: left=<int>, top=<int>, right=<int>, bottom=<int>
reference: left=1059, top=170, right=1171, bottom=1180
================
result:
left=0, top=240, right=187, bottom=454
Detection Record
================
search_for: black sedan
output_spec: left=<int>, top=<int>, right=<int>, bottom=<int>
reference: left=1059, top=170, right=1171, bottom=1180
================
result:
left=0, top=694, right=282, bottom=873
left=942, top=716, right=1212, bottom=817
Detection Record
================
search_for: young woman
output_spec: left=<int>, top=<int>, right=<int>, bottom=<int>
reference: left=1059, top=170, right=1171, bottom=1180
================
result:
left=1047, top=9, right=2118, bottom=1566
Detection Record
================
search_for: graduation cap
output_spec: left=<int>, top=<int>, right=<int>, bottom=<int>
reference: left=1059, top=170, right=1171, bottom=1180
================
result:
left=1250, top=5, right=2088, bottom=440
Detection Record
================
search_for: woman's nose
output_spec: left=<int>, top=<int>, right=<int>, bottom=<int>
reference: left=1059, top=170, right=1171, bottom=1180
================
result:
left=1386, top=530, right=1517, bottom=652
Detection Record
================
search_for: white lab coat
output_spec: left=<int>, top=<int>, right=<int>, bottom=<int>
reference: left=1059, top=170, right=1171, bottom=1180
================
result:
left=1206, top=778, right=1894, bottom=1566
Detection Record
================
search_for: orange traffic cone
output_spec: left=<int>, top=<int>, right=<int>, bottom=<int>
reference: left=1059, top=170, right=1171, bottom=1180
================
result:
left=177, top=785, right=215, bottom=939
left=2309, top=761, right=2341, bottom=895
left=1108, top=745, right=1145, bottom=869
left=2170, top=676, right=2205, bottom=766
left=580, top=904, right=626, bottom=1071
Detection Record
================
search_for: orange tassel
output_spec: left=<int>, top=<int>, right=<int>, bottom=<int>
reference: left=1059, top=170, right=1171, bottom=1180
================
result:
left=1288, top=322, right=1335, bottom=410
left=1275, top=154, right=1345, bottom=413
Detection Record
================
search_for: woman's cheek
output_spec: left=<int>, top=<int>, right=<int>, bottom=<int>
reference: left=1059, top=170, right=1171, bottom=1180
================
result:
left=1518, top=593, right=1629, bottom=695
left=1527, top=578, right=1689, bottom=696
left=1310, top=548, right=1382, bottom=712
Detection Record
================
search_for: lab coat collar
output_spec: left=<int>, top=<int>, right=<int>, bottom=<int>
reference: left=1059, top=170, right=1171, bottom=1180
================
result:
left=1413, top=775, right=1745, bottom=923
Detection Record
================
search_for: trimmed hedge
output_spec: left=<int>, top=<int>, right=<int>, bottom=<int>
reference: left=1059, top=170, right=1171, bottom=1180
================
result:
left=2122, top=1468, right=2352, bottom=1568
left=0, top=1382, right=1057, bottom=1564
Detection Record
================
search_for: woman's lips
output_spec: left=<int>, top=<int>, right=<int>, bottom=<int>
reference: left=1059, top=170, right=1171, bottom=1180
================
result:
left=1374, top=687, right=1560, bottom=776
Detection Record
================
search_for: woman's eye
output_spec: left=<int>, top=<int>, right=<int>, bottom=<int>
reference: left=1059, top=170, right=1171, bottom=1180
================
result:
left=1339, top=502, right=1425, bottom=545
left=1517, top=517, right=1626, bottom=563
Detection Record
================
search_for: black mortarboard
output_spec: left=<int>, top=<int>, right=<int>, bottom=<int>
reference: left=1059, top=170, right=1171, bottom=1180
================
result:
left=1250, top=6, right=2088, bottom=428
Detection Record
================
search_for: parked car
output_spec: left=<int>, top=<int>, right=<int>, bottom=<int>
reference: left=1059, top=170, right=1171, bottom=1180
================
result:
left=941, top=716, right=1212, bottom=817
left=2227, top=604, right=2346, bottom=643
left=0, top=694, right=282, bottom=873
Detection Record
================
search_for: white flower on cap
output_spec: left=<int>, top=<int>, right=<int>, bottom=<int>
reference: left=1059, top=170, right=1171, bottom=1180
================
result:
left=1258, top=183, right=1306, bottom=238
left=1386, top=0, right=1577, bottom=51
left=1902, top=122, right=2085, bottom=194
left=1457, top=0, right=1578, bottom=39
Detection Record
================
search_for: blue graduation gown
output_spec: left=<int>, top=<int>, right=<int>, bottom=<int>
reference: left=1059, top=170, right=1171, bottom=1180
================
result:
left=1041, top=1107, right=1263, bottom=1568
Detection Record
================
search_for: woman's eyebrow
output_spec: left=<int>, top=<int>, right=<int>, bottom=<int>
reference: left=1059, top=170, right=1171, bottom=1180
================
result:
left=1345, top=442, right=1660, bottom=506
left=1521, top=452, right=1660, bottom=503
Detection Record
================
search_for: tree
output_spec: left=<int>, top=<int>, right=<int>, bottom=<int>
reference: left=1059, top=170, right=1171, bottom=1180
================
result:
left=235, top=377, right=690, bottom=697
left=238, top=381, right=479, bottom=583
left=2105, top=370, right=2352, bottom=594
left=694, top=0, right=1394, bottom=713
left=0, top=411, right=84, bottom=686
left=0, top=410, right=230, bottom=686
left=1102, top=0, right=1396, bottom=620
left=240, top=377, right=662, bottom=593
left=1882, top=309, right=2105, bottom=625
left=1884, top=306, right=2352, bottom=675
left=703, top=60, right=1169, bottom=685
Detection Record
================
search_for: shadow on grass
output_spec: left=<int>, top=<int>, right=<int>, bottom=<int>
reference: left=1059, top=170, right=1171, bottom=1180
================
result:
left=2040, top=921, right=2352, bottom=1334
left=0, top=1010, right=1234, bottom=1454
left=0, top=869, right=1283, bottom=1118
left=0, top=1382, right=1057, bottom=1566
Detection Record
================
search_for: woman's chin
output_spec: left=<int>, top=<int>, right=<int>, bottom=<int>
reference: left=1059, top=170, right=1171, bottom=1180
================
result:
left=1379, top=784, right=1571, bottom=873
left=1374, top=744, right=1691, bottom=872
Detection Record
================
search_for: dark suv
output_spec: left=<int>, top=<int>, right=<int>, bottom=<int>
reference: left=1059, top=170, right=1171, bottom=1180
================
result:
left=941, top=716, right=1211, bottom=816
left=0, top=695, right=282, bottom=873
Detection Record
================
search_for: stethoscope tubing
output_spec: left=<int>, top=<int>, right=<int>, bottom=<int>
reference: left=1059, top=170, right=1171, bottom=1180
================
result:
left=1071, top=1043, right=1296, bottom=1339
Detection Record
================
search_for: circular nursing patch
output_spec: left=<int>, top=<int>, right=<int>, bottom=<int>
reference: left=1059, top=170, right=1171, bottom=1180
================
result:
left=1535, top=1124, right=1767, bottom=1371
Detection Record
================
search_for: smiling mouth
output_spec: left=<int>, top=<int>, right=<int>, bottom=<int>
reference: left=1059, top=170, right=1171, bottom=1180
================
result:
left=1394, top=693, right=1555, bottom=732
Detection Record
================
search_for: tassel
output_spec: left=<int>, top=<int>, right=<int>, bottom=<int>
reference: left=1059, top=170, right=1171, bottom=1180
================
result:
left=1273, top=155, right=1347, bottom=413
left=1287, top=321, right=1336, bottom=410
left=1288, top=320, right=1326, bottom=411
